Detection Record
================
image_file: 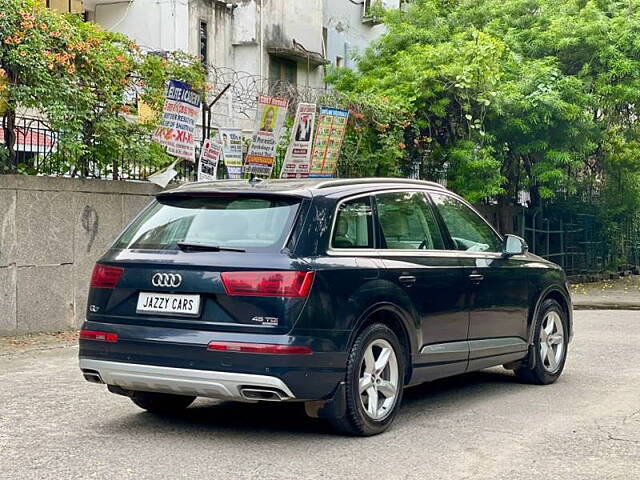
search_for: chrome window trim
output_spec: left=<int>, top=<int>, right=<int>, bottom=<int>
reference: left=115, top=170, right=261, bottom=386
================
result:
left=327, top=188, right=447, bottom=254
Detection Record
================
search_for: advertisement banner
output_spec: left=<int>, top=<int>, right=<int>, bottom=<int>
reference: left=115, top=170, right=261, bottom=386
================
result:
left=244, top=95, right=289, bottom=176
left=152, top=80, right=201, bottom=161
left=197, top=139, right=223, bottom=182
left=309, top=107, right=350, bottom=178
left=217, top=128, right=243, bottom=179
left=280, top=103, right=317, bottom=178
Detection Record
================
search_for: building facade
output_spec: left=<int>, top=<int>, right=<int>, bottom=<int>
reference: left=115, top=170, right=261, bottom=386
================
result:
left=84, top=0, right=328, bottom=87
left=49, top=1, right=402, bottom=129
left=323, top=0, right=400, bottom=70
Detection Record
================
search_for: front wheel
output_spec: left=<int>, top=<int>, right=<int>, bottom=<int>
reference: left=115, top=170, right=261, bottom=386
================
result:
left=515, top=299, right=569, bottom=385
left=329, top=323, right=405, bottom=436
left=130, top=391, right=196, bottom=414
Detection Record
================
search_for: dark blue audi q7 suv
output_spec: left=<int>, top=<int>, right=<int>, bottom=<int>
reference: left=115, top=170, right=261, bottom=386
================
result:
left=79, top=178, right=573, bottom=436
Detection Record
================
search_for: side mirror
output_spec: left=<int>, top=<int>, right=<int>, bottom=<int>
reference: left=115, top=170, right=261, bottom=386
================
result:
left=503, top=234, right=528, bottom=256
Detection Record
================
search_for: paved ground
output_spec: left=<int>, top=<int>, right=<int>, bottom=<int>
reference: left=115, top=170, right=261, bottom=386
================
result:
left=1, top=311, right=638, bottom=480
left=571, top=275, right=640, bottom=309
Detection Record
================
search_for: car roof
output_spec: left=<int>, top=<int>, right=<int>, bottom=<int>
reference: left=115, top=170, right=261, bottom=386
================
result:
left=160, top=177, right=447, bottom=199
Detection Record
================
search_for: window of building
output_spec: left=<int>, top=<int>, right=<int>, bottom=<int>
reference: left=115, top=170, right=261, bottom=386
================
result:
left=322, top=27, right=328, bottom=57
left=269, top=57, right=297, bottom=85
left=200, top=21, right=208, bottom=66
left=45, top=0, right=84, bottom=14
left=336, top=56, right=344, bottom=68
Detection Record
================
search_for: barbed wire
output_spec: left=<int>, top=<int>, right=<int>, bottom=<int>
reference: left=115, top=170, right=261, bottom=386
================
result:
left=203, top=64, right=348, bottom=120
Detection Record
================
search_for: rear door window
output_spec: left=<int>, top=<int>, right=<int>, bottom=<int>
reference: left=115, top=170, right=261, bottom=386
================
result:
left=113, top=195, right=300, bottom=252
left=375, top=191, right=445, bottom=250
left=331, top=197, right=374, bottom=249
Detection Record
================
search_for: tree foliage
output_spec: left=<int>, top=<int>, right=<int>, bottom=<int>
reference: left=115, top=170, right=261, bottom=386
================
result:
left=329, top=0, right=640, bottom=216
left=0, top=0, right=204, bottom=176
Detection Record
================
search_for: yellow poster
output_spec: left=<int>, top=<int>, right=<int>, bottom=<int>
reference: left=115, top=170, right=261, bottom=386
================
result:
left=137, top=99, right=158, bottom=124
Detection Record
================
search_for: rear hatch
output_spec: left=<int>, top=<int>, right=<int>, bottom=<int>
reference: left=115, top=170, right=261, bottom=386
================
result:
left=86, top=192, right=312, bottom=335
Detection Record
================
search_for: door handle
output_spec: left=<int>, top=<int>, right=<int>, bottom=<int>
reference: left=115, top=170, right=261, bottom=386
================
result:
left=398, top=275, right=417, bottom=286
left=469, top=273, right=484, bottom=283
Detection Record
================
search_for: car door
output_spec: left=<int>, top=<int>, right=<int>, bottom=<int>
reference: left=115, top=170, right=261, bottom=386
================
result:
left=374, top=190, right=469, bottom=383
left=429, top=192, right=529, bottom=371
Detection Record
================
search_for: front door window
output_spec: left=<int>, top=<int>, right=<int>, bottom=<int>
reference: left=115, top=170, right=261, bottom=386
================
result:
left=430, top=194, right=502, bottom=253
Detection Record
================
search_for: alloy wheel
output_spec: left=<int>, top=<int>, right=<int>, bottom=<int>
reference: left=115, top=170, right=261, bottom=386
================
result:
left=358, top=339, right=399, bottom=421
left=539, top=311, right=565, bottom=374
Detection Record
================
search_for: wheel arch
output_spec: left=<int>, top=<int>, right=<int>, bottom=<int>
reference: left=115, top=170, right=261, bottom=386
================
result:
left=528, top=286, right=573, bottom=345
left=347, top=302, right=416, bottom=384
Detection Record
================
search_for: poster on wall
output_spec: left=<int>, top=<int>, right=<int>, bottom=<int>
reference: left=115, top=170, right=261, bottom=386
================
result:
left=309, top=107, right=350, bottom=178
left=280, top=103, right=317, bottom=179
left=243, top=95, right=289, bottom=176
left=217, top=128, right=243, bottom=179
left=152, top=80, right=201, bottom=161
left=197, top=139, right=223, bottom=182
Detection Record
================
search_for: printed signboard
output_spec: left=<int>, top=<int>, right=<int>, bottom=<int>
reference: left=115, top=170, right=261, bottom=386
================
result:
left=217, top=128, right=243, bottom=179
left=153, top=80, right=201, bottom=161
left=309, top=107, right=349, bottom=178
left=244, top=95, right=288, bottom=176
left=280, top=103, right=317, bottom=178
left=198, top=139, right=223, bottom=182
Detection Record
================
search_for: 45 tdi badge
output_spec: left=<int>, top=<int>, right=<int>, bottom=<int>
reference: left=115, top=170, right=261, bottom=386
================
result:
left=250, top=316, right=279, bottom=326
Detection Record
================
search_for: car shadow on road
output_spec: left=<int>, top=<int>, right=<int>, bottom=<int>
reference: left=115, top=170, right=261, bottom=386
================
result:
left=111, top=367, right=523, bottom=437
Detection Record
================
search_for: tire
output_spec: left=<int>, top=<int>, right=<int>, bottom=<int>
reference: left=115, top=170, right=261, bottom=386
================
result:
left=515, top=299, right=569, bottom=385
left=130, top=391, right=196, bottom=414
left=329, top=323, right=405, bottom=436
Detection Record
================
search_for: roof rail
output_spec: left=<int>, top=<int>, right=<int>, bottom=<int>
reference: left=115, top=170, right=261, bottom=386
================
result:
left=313, top=177, right=445, bottom=190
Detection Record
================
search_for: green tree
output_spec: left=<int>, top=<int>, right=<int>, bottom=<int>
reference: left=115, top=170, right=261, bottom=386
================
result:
left=0, top=0, right=204, bottom=176
left=329, top=0, right=640, bottom=222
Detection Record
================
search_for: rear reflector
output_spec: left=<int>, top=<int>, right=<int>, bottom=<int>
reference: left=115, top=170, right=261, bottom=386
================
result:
left=90, top=264, right=124, bottom=289
left=221, top=271, right=314, bottom=297
left=207, top=341, right=312, bottom=355
left=79, top=329, right=118, bottom=343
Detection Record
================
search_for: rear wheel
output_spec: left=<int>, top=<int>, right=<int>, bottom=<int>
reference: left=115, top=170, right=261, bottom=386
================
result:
left=130, top=391, right=196, bottom=414
left=329, top=323, right=405, bottom=436
left=515, top=299, right=568, bottom=385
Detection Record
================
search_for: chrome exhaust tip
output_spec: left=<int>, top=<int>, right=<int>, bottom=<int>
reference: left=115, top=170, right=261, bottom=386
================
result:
left=240, top=387, right=289, bottom=402
left=82, top=369, right=104, bottom=384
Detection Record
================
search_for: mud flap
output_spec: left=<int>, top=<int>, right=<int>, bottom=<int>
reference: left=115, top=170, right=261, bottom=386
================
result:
left=304, top=381, right=346, bottom=419
left=526, top=344, right=536, bottom=369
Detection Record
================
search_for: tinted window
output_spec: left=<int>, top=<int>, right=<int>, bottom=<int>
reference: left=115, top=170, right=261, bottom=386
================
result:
left=431, top=193, right=502, bottom=252
left=114, top=196, right=299, bottom=252
left=332, top=197, right=373, bottom=249
left=376, top=191, right=445, bottom=250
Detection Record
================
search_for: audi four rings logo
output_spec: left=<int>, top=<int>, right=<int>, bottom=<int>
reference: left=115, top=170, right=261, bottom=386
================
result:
left=152, top=273, right=182, bottom=288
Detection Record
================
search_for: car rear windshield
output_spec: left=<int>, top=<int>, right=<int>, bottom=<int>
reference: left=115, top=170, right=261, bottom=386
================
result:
left=113, top=195, right=301, bottom=252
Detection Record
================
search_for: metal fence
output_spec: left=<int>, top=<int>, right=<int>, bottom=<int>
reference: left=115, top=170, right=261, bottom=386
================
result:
left=516, top=208, right=640, bottom=275
left=0, top=115, right=199, bottom=181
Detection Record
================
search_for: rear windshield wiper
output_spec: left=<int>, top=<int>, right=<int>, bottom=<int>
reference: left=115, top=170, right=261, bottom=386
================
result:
left=176, top=242, right=246, bottom=253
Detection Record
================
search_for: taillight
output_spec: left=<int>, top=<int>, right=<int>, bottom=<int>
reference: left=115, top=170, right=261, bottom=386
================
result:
left=79, top=329, right=118, bottom=342
left=90, top=264, right=124, bottom=289
left=207, top=341, right=312, bottom=355
left=221, top=271, right=314, bottom=297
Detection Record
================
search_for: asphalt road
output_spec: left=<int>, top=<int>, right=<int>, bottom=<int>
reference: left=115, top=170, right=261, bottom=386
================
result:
left=1, top=310, right=638, bottom=480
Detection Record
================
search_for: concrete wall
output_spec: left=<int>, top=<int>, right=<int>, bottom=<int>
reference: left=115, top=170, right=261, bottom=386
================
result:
left=0, top=176, right=161, bottom=335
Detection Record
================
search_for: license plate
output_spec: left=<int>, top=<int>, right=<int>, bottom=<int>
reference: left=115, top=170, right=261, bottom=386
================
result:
left=136, top=292, right=201, bottom=317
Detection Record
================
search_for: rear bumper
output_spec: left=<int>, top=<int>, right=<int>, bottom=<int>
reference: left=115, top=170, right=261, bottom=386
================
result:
left=80, top=359, right=295, bottom=401
left=79, top=320, right=347, bottom=400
